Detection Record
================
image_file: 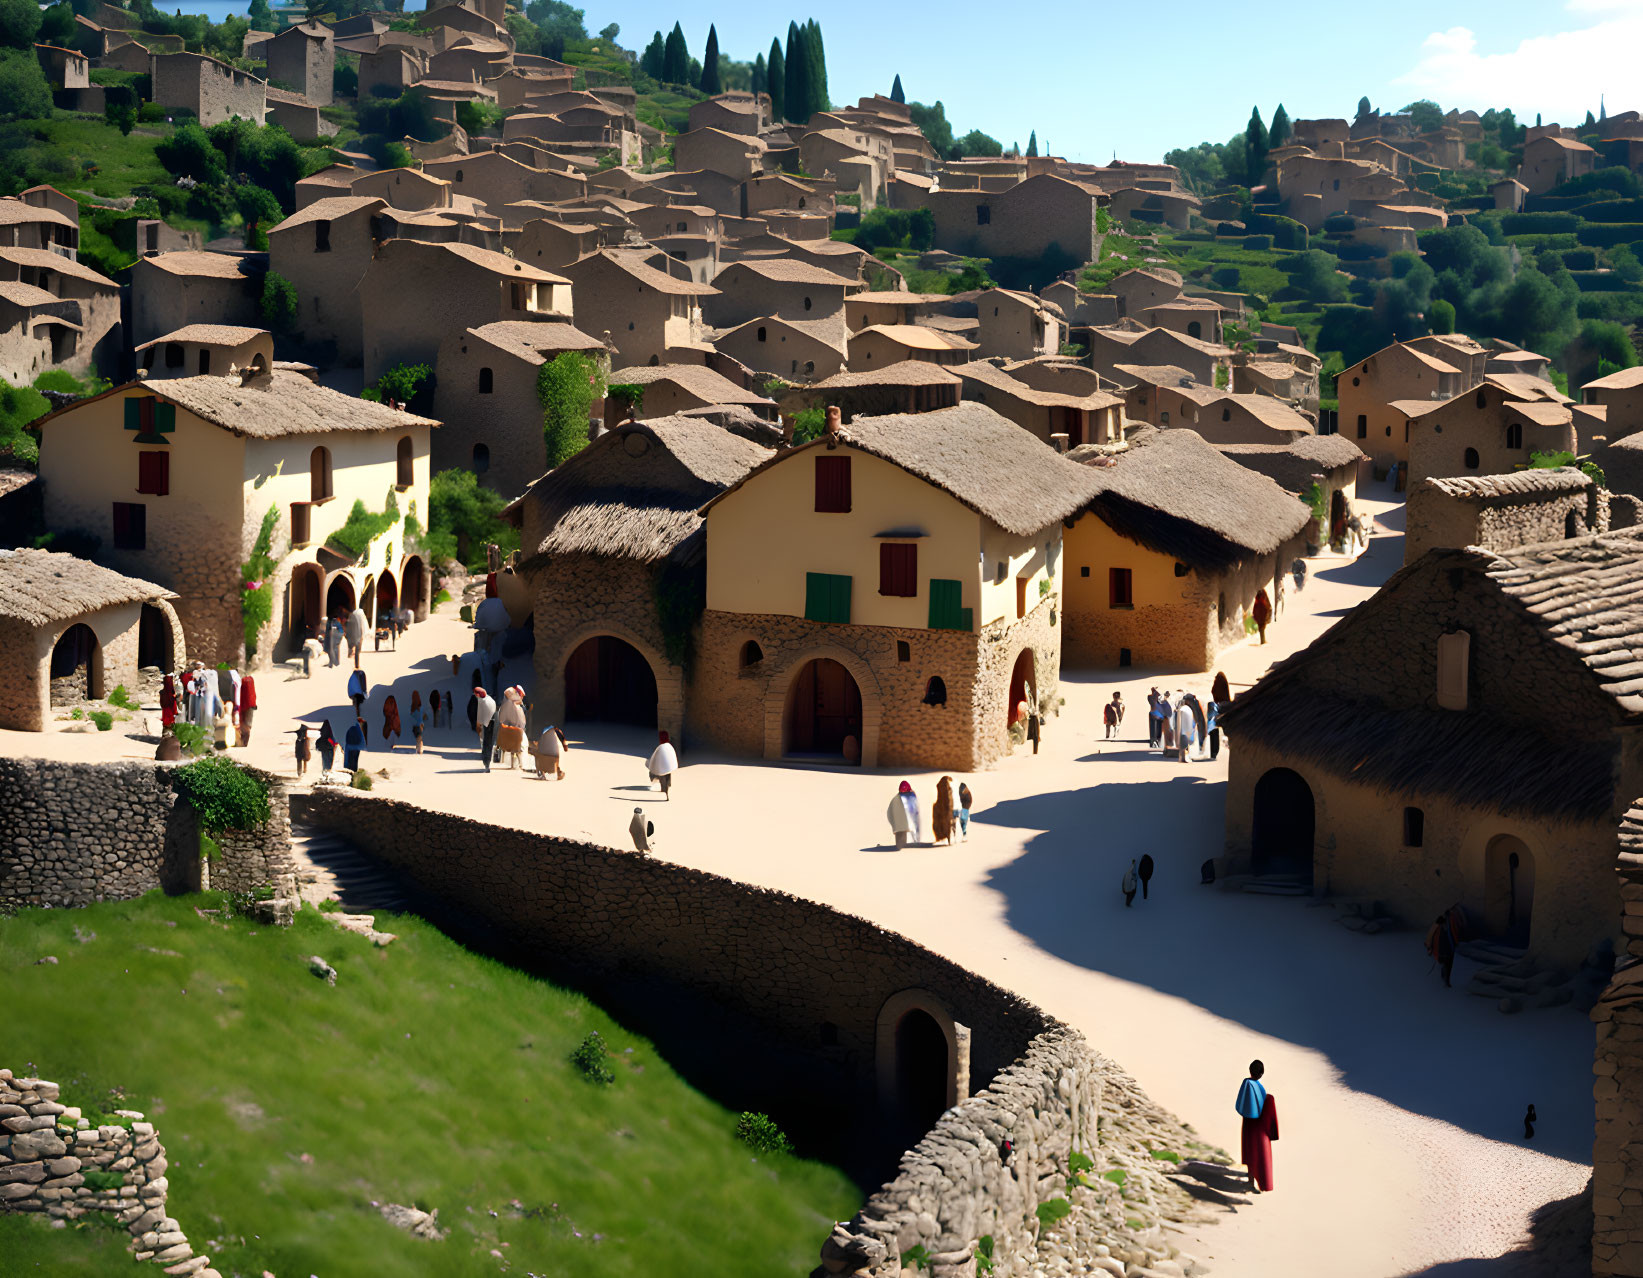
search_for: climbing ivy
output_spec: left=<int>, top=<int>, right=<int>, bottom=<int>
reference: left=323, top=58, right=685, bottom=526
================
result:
left=172, top=756, right=271, bottom=836
left=240, top=504, right=279, bottom=655
left=653, top=562, right=704, bottom=672
left=325, top=488, right=400, bottom=559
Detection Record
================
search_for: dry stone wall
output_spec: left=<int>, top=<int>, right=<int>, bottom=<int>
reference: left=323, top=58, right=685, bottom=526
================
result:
left=0, top=758, right=296, bottom=911
left=1593, top=833, right=1643, bottom=1276
left=0, top=1068, right=221, bottom=1276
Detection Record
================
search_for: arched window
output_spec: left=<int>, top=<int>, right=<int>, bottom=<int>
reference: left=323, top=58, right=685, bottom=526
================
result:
left=738, top=639, right=763, bottom=668
left=757, top=326, right=767, bottom=342
left=310, top=446, right=332, bottom=501
left=1188, top=321, right=1202, bottom=339
left=473, top=442, right=490, bottom=473
left=1475, top=389, right=1486, bottom=409
left=923, top=676, right=947, bottom=706
left=1506, top=422, right=1522, bottom=449
left=396, top=434, right=413, bottom=487
left=1464, top=447, right=1480, bottom=469
left=478, top=366, right=494, bottom=393
left=798, top=197, right=806, bottom=209
left=454, top=169, right=464, bottom=183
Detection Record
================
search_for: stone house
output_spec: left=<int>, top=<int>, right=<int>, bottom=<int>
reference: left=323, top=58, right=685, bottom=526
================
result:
left=1518, top=135, right=1597, bottom=195
left=1585, top=366, right=1643, bottom=442
left=35, top=371, right=435, bottom=667
left=130, top=251, right=263, bottom=348
left=1182, top=394, right=1315, bottom=446
left=1107, top=267, right=1183, bottom=317
left=150, top=52, right=267, bottom=127
left=264, top=88, right=338, bottom=144
left=604, top=363, right=775, bottom=421
left=744, top=173, right=829, bottom=218
left=0, top=549, right=185, bottom=731
left=509, top=217, right=608, bottom=270
left=1276, top=154, right=1392, bottom=229
left=559, top=249, right=716, bottom=369
left=1484, top=349, right=1553, bottom=382
left=674, top=128, right=768, bottom=182
left=703, top=259, right=850, bottom=346
left=687, top=94, right=763, bottom=136
left=1217, top=433, right=1365, bottom=548
left=0, top=249, right=119, bottom=383
left=509, top=416, right=771, bottom=741
left=1405, top=468, right=1608, bottom=563
left=844, top=292, right=944, bottom=332
left=1062, top=428, right=1311, bottom=670
left=1490, top=177, right=1528, bottom=212
left=423, top=151, right=586, bottom=216
left=431, top=319, right=608, bottom=494
left=1407, top=375, right=1577, bottom=489
left=1040, top=281, right=1119, bottom=328
left=1407, top=333, right=1490, bottom=386
left=34, top=43, right=89, bottom=91
left=1140, top=295, right=1223, bottom=344
left=352, top=166, right=452, bottom=213
left=263, top=21, right=332, bottom=105
left=1219, top=530, right=1643, bottom=971
left=798, top=128, right=892, bottom=209
left=359, top=238, right=572, bottom=384
left=849, top=324, right=975, bottom=369
left=1234, top=355, right=1319, bottom=411
left=136, top=325, right=273, bottom=380
left=5, top=188, right=80, bottom=255
left=1107, top=186, right=1200, bottom=231
left=357, top=46, right=423, bottom=98
left=910, top=174, right=1104, bottom=267
left=1336, top=340, right=1471, bottom=469
left=266, top=195, right=384, bottom=366
left=973, top=289, right=1063, bottom=362
left=1087, top=325, right=1231, bottom=388
left=694, top=403, right=1096, bottom=770
left=294, top=163, right=361, bottom=210
left=955, top=360, right=1122, bottom=449
left=808, top=362, right=962, bottom=423
left=713, top=316, right=845, bottom=383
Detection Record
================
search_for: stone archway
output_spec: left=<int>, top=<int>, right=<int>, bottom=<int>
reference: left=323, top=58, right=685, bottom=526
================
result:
left=138, top=601, right=179, bottom=672
left=401, top=555, right=427, bottom=622
left=290, top=564, right=324, bottom=652
left=325, top=572, right=355, bottom=622
left=874, top=988, right=969, bottom=1136
left=564, top=634, right=658, bottom=726
left=1484, top=834, right=1535, bottom=946
left=50, top=622, right=103, bottom=705
left=543, top=623, right=683, bottom=741
left=1008, top=647, right=1036, bottom=728
left=375, top=569, right=398, bottom=620
left=763, top=645, right=883, bottom=767
left=783, top=657, right=863, bottom=761
left=1251, top=767, right=1315, bottom=880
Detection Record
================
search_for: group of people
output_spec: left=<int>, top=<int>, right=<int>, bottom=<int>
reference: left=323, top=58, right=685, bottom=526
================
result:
left=298, top=602, right=417, bottom=678
left=886, top=777, right=973, bottom=848
left=1142, top=673, right=1230, bottom=763
left=159, top=661, right=257, bottom=751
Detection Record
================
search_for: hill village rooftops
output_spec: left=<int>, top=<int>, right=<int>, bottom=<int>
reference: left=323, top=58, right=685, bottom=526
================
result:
left=956, top=360, right=1123, bottom=409
left=597, top=250, right=719, bottom=294
left=134, top=324, right=267, bottom=351
left=0, top=282, right=67, bottom=308
left=1421, top=467, right=1592, bottom=500
left=465, top=320, right=607, bottom=362
left=0, top=547, right=174, bottom=627
left=37, top=371, right=437, bottom=439
left=430, top=240, right=570, bottom=282
left=606, top=363, right=773, bottom=407
left=270, top=196, right=384, bottom=230
left=135, top=251, right=258, bottom=279
left=0, top=200, right=76, bottom=228
left=810, top=361, right=963, bottom=390
left=717, top=258, right=853, bottom=286
left=855, top=324, right=976, bottom=352
left=0, top=249, right=116, bottom=286
left=1587, top=366, right=1643, bottom=391
left=1216, top=434, right=1368, bottom=493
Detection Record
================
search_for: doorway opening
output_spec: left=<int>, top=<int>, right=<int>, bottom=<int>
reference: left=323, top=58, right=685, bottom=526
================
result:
left=564, top=636, right=659, bottom=725
left=785, top=657, right=863, bottom=759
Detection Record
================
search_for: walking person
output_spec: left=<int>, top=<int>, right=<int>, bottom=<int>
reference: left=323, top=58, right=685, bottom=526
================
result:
left=887, top=781, right=921, bottom=848
left=497, top=686, right=527, bottom=769
left=958, top=782, right=973, bottom=841
left=347, top=667, right=368, bottom=720
left=1103, top=692, right=1124, bottom=740
left=1426, top=915, right=1456, bottom=988
left=381, top=694, right=402, bottom=749
left=427, top=682, right=442, bottom=731
left=1122, top=859, right=1138, bottom=908
left=646, top=730, right=678, bottom=798
left=1138, top=853, right=1155, bottom=901
left=473, top=686, right=497, bottom=772
left=1146, top=687, right=1164, bottom=748
left=533, top=724, right=566, bottom=780
left=295, top=724, right=311, bottom=778
left=1175, top=693, right=1198, bottom=763
left=326, top=615, right=343, bottom=668
left=1252, top=589, right=1272, bottom=645
left=1209, top=671, right=1231, bottom=761
left=346, top=605, right=367, bottom=668
left=1237, top=1061, right=1278, bottom=1193
left=160, top=673, right=177, bottom=730
left=408, top=692, right=426, bottom=755
left=933, top=776, right=955, bottom=845
left=317, top=718, right=337, bottom=773
left=343, top=719, right=364, bottom=771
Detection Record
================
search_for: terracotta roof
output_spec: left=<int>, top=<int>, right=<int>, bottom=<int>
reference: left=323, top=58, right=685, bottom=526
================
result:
left=811, top=361, right=962, bottom=390
left=135, top=251, right=254, bottom=280
left=1423, top=468, right=1591, bottom=500
left=135, top=325, right=266, bottom=351
left=716, top=258, right=850, bottom=286
left=606, top=363, right=774, bottom=407
left=0, top=248, right=116, bottom=286
left=0, top=548, right=175, bottom=627
left=467, top=320, right=606, bottom=363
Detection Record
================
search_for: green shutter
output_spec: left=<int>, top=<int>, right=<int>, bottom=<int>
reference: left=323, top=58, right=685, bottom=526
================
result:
left=155, top=403, right=176, bottom=434
left=831, top=573, right=851, bottom=624
left=929, top=579, right=963, bottom=630
left=805, top=573, right=852, bottom=624
left=124, top=398, right=141, bottom=431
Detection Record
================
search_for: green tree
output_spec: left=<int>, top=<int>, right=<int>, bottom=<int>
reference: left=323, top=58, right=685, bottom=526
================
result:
left=806, top=19, right=827, bottom=114
left=751, top=51, right=765, bottom=95
left=156, top=121, right=226, bottom=183
left=783, top=21, right=807, bottom=122
left=1244, top=106, right=1269, bottom=186
left=1269, top=103, right=1291, bottom=148
left=1429, top=298, right=1456, bottom=334
left=698, top=23, right=720, bottom=95
left=38, top=2, right=73, bottom=47
left=598, top=21, right=618, bottom=40
left=363, top=362, right=432, bottom=411
left=234, top=183, right=282, bottom=245
left=639, top=30, right=663, bottom=78
left=955, top=129, right=1003, bottom=158
left=537, top=350, right=604, bottom=467
left=0, top=48, right=49, bottom=119
left=0, top=376, right=50, bottom=466
left=1404, top=99, right=1443, bottom=132
left=259, top=271, right=298, bottom=335
left=0, top=0, right=41, bottom=49
left=525, top=0, right=585, bottom=46
left=890, top=73, right=903, bottom=104
left=1026, top=130, right=1038, bottom=157
left=248, top=0, right=272, bottom=27
left=1289, top=249, right=1347, bottom=303
left=426, top=468, right=517, bottom=569
left=661, top=21, right=688, bottom=84
left=766, top=36, right=783, bottom=121
left=909, top=101, right=953, bottom=156
left=104, top=96, right=137, bottom=136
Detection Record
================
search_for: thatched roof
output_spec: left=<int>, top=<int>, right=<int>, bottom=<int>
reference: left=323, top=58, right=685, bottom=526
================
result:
left=518, top=417, right=770, bottom=569
left=702, top=403, right=1101, bottom=537
left=135, top=325, right=267, bottom=352
left=812, top=361, right=961, bottom=390
left=0, top=548, right=173, bottom=628
left=607, top=363, right=775, bottom=408
left=1074, top=428, right=1312, bottom=569
left=1422, top=467, right=1590, bottom=501
left=1218, top=434, right=1366, bottom=494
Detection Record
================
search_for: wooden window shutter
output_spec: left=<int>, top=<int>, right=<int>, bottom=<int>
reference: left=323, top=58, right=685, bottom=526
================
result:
left=879, top=543, right=917, bottom=597
left=928, top=578, right=969, bottom=630
left=137, top=451, right=169, bottom=496
left=814, top=454, right=851, bottom=512
left=805, top=572, right=851, bottom=623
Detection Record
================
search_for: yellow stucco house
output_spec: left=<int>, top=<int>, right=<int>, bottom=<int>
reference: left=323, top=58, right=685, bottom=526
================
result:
left=36, top=369, right=436, bottom=667
left=693, top=403, right=1098, bottom=770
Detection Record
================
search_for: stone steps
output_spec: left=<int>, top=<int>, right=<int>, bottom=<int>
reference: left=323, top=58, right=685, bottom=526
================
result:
left=287, top=822, right=412, bottom=914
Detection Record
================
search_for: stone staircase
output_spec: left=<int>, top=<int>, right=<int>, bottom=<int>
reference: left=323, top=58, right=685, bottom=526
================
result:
left=288, top=818, right=414, bottom=914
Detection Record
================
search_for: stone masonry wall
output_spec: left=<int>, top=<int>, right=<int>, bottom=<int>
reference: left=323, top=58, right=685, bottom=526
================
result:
left=0, top=758, right=295, bottom=910
left=0, top=1067, right=222, bottom=1276
left=1406, top=483, right=1609, bottom=564
left=1593, top=838, right=1643, bottom=1277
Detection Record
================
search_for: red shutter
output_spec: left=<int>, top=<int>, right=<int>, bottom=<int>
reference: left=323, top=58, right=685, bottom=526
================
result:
left=879, top=543, right=917, bottom=597
left=814, top=455, right=851, bottom=513
left=137, top=451, right=169, bottom=496
left=1109, top=568, right=1133, bottom=607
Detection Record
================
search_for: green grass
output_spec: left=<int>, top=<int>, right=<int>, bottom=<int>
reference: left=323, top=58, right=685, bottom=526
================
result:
left=0, top=892, right=857, bottom=1277
left=27, top=112, right=174, bottom=200
left=635, top=87, right=701, bottom=137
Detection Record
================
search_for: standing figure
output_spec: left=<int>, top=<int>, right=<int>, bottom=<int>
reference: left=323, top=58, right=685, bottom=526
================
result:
left=326, top=615, right=343, bottom=667
left=381, top=694, right=402, bottom=748
left=1209, top=671, right=1231, bottom=761
left=343, top=719, right=364, bottom=771
left=236, top=673, right=257, bottom=746
left=533, top=724, right=566, bottom=779
left=302, top=635, right=322, bottom=677
left=630, top=807, right=654, bottom=854
left=408, top=692, right=426, bottom=754
left=1026, top=704, right=1041, bottom=755
left=346, top=606, right=368, bottom=667
left=295, top=724, right=311, bottom=777
left=473, top=686, right=497, bottom=772
left=958, top=782, right=973, bottom=841
left=1252, top=589, right=1272, bottom=645
left=933, top=776, right=955, bottom=845
left=426, top=682, right=443, bottom=730
left=887, top=781, right=921, bottom=848
left=1426, top=915, right=1456, bottom=988
left=1146, top=687, right=1163, bottom=748
left=497, top=686, right=527, bottom=768
left=347, top=668, right=368, bottom=719
left=160, top=673, right=178, bottom=729
left=213, top=700, right=233, bottom=751
left=1122, top=859, right=1138, bottom=907
left=1175, top=694, right=1199, bottom=763
left=1104, top=692, right=1124, bottom=739
left=1237, top=1061, right=1278, bottom=1193
left=317, top=718, right=337, bottom=772
left=646, top=730, right=678, bottom=798
left=1138, top=853, right=1155, bottom=900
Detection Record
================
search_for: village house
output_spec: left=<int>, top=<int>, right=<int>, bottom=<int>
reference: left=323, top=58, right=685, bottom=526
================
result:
left=1336, top=339, right=1472, bottom=469
left=510, top=216, right=608, bottom=270
left=431, top=319, right=609, bottom=493
left=359, top=238, right=572, bottom=384
left=908, top=174, right=1104, bottom=271
left=1484, top=348, right=1553, bottom=382
left=604, top=363, right=775, bottom=421
left=712, top=316, right=845, bottom=383
left=687, top=94, right=765, bottom=136
left=1490, top=177, right=1529, bottom=212
left=1140, top=295, right=1224, bottom=344
left=130, top=251, right=263, bottom=348
left=1087, top=325, right=1231, bottom=388
left=1406, top=375, right=1576, bottom=489
left=357, top=45, right=424, bottom=99
left=1106, top=186, right=1200, bottom=231
left=808, top=362, right=962, bottom=422
left=1585, top=366, right=1643, bottom=442
left=1233, top=353, right=1320, bottom=412
left=150, top=51, right=267, bottom=127
left=1, top=188, right=79, bottom=257
left=972, top=289, right=1064, bottom=362
left=1040, top=281, right=1120, bottom=328
left=266, top=195, right=385, bottom=367
left=702, top=259, right=850, bottom=346
left=136, top=325, right=273, bottom=380
left=0, top=247, right=119, bottom=383
left=1216, top=433, right=1365, bottom=550
left=559, top=248, right=716, bottom=368
left=0, top=549, right=184, bottom=732
left=1404, top=469, right=1608, bottom=563
left=352, top=165, right=453, bottom=213
left=263, top=21, right=332, bottom=105
left=849, top=323, right=975, bottom=369
left=674, top=127, right=768, bottom=182
left=844, top=292, right=944, bottom=332
left=1109, top=367, right=1310, bottom=443
left=1518, top=135, right=1598, bottom=195
left=955, top=360, right=1123, bottom=449
left=797, top=127, right=893, bottom=210
left=1061, top=428, right=1312, bottom=670
left=35, top=371, right=435, bottom=667
left=509, top=416, right=771, bottom=742
left=1407, top=332, right=1490, bottom=386
left=693, top=403, right=1096, bottom=770
left=423, top=151, right=587, bottom=216
left=1107, top=267, right=1183, bottom=317
left=1219, top=530, right=1643, bottom=971
left=744, top=173, right=830, bottom=218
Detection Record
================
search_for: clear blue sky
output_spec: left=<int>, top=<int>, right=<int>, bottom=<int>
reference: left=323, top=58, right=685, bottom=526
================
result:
left=594, top=0, right=1642, bottom=161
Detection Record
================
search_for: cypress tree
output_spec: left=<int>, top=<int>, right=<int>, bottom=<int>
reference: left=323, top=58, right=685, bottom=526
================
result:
left=1026, top=130, right=1038, bottom=157
left=807, top=19, right=828, bottom=114
left=662, top=22, right=688, bottom=84
left=640, top=30, right=664, bottom=79
left=767, top=37, right=784, bottom=120
left=699, top=24, right=721, bottom=95
left=1245, top=106, right=1269, bottom=186
left=1269, top=103, right=1291, bottom=148
left=752, top=53, right=766, bottom=96
left=890, top=73, right=904, bottom=104
left=784, top=21, right=806, bottom=123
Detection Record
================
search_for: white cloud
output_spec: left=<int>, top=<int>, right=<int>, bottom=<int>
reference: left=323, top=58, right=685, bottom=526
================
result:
left=1397, top=5, right=1643, bottom=120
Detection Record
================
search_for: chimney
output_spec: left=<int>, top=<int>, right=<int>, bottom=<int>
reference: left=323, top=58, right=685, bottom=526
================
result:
left=780, top=413, right=795, bottom=447
left=825, top=405, right=842, bottom=436
left=1050, top=432, right=1069, bottom=453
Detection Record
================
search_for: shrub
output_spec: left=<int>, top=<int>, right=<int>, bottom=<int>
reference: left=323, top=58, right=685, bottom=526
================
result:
left=260, top=271, right=298, bottom=335
left=79, top=1169, right=124, bottom=1191
left=241, top=504, right=278, bottom=656
left=172, top=756, right=271, bottom=834
left=571, top=1031, right=615, bottom=1084
left=0, top=50, right=52, bottom=122
left=90, top=710, right=113, bottom=731
left=107, top=685, right=134, bottom=708
left=428, top=468, right=517, bottom=571
left=349, top=770, right=373, bottom=790
left=362, top=362, right=432, bottom=411
left=168, top=722, right=209, bottom=757
left=1035, top=1197, right=1071, bottom=1226
left=901, top=1244, right=931, bottom=1271
left=734, top=1110, right=791, bottom=1154
left=539, top=352, right=604, bottom=466
left=325, top=492, right=398, bottom=560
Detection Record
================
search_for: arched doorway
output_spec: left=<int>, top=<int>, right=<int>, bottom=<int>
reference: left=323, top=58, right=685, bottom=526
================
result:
left=401, top=556, right=425, bottom=620
left=291, top=565, right=323, bottom=647
left=894, top=1008, right=950, bottom=1136
left=137, top=603, right=174, bottom=671
left=1008, top=648, right=1035, bottom=727
left=564, top=635, right=658, bottom=725
left=376, top=570, right=398, bottom=620
left=325, top=573, right=355, bottom=622
left=785, top=657, right=862, bottom=759
left=361, top=575, right=375, bottom=625
left=50, top=623, right=101, bottom=704
left=1251, top=767, right=1315, bottom=879
left=1484, top=835, right=1534, bottom=945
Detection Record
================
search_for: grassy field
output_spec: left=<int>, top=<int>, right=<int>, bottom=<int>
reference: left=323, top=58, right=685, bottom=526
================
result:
left=0, top=893, right=857, bottom=1277
left=28, top=113, right=174, bottom=200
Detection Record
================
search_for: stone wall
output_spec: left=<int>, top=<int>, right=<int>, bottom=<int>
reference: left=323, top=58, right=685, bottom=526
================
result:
left=1405, top=480, right=1608, bottom=564
left=0, top=758, right=295, bottom=911
left=0, top=599, right=185, bottom=733
left=1595, top=824, right=1643, bottom=1277
left=0, top=1068, right=222, bottom=1276
left=819, top=1027, right=1215, bottom=1278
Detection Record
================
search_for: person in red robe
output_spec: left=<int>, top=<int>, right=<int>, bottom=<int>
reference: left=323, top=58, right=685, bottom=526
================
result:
left=160, top=674, right=177, bottom=728
left=1236, top=1060, right=1279, bottom=1192
left=236, top=674, right=257, bottom=746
